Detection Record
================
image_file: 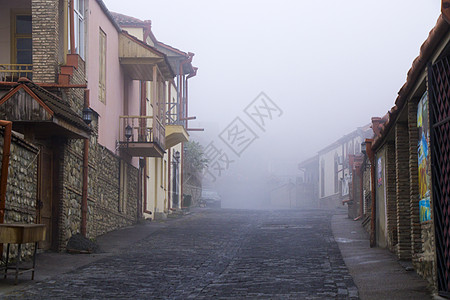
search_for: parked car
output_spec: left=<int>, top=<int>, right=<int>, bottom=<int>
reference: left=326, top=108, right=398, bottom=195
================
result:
left=199, top=190, right=222, bottom=208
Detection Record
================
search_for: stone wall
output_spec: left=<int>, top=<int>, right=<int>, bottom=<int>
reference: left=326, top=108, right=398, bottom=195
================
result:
left=319, top=193, right=342, bottom=209
left=2, top=134, right=38, bottom=223
left=92, top=146, right=138, bottom=238
left=395, top=122, right=412, bottom=260
left=0, top=132, right=39, bottom=259
left=386, top=142, right=398, bottom=252
left=59, top=139, right=84, bottom=250
left=414, top=222, right=436, bottom=288
left=361, top=158, right=372, bottom=234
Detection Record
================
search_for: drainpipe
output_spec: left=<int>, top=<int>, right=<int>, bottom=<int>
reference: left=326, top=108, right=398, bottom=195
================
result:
left=365, top=139, right=376, bottom=247
left=69, top=0, right=75, bottom=54
left=181, top=142, right=184, bottom=208
left=0, top=120, right=12, bottom=224
left=178, top=53, right=194, bottom=123
left=139, top=81, right=146, bottom=219
left=81, top=89, right=89, bottom=237
left=0, top=120, right=12, bottom=258
left=168, top=148, right=171, bottom=210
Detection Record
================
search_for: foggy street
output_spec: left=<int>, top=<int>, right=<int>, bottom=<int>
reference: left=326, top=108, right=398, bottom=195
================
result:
left=5, top=209, right=358, bottom=299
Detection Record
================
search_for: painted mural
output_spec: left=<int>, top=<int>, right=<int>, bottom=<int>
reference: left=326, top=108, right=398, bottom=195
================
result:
left=418, top=91, right=431, bottom=222
left=377, top=157, right=383, bottom=187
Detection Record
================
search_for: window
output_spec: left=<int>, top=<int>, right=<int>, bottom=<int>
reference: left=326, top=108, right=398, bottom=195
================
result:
left=334, top=154, right=339, bottom=193
left=99, top=29, right=106, bottom=103
left=68, top=0, right=85, bottom=59
left=11, top=13, right=32, bottom=79
left=13, top=15, right=32, bottom=65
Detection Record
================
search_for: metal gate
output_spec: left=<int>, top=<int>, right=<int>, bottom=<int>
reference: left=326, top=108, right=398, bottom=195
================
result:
left=429, top=56, right=450, bottom=297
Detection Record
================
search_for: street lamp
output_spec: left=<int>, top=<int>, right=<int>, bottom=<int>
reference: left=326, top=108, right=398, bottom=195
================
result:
left=361, top=141, right=367, bottom=155
left=125, top=124, right=133, bottom=142
left=82, top=107, right=93, bottom=125
left=174, top=150, right=180, bottom=162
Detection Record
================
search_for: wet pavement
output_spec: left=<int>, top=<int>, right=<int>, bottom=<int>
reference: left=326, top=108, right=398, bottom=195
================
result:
left=3, top=209, right=358, bottom=299
left=331, top=212, right=432, bottom=300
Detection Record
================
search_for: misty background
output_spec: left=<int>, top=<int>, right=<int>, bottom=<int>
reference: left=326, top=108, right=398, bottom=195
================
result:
left=103, top=0, right=441, bottom=208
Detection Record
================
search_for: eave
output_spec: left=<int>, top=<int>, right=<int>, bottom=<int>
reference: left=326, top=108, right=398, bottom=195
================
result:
left=0, top=81, right=90, bottom=139
left=119, top=32, right=174, bottom=80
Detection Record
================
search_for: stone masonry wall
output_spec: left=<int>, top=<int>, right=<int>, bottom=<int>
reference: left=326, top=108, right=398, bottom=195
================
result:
left=32, top=0, right=59, bottom=83
left=0, top=132, right=39, bottom=259
left=408, top=101, right=423, bottom=258
left=395, top=122, right=412, bottom=260
left=386, top=142, right=398, bottom=253
left=60, top=139, right=83, bottom=250
left=362, top=159, right=372, bottom=234
left=93, top=146, right=138, bottom=238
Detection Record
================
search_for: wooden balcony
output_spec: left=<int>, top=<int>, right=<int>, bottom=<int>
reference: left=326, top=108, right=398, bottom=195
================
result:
left=0, top=64, right=33, bottom=82
left=119, top=116, right=165, bottom=157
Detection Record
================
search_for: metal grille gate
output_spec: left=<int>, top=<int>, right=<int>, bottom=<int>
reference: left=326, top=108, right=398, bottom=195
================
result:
left=430, top=56, right=450, bottom=297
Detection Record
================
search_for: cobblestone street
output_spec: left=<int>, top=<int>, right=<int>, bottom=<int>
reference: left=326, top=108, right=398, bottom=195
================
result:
left=5, top=209, right=358, bottom=299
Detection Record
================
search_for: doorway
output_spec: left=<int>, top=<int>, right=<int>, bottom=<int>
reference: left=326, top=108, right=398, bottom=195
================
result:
left=37, top=145, right=57, bottom=250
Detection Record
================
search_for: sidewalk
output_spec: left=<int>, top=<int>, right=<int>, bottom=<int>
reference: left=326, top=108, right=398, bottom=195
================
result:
left=0, top=209, right=201, bottom=297
left=331, top=209, right=433, bottom=300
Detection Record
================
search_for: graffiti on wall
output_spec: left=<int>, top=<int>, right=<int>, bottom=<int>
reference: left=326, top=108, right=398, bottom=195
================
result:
left=418, top=91, right=431, bottom=222
left=377, top=157, right=383, bottom=187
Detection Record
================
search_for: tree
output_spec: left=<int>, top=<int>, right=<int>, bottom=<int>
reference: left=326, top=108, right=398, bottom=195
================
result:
left=183, top=141, right=208, bottom=206
left=184, top=141, right=208, bottom=178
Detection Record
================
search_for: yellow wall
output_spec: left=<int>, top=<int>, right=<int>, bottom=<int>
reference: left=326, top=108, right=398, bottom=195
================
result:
left=123, top=27, right=143, bottom=41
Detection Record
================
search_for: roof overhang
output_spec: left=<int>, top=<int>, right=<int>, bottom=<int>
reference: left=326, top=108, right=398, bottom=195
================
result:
left=119, top=32, right=174, bottom=80
left=0, top=82, right=90, bottom=139
left=165, top=125, right=189, bottom=149
left=12, top=120, right=89, bottom=139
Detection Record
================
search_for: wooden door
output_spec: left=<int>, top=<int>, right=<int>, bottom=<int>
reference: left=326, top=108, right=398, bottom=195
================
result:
left=37, top=146, right=53, bottom=250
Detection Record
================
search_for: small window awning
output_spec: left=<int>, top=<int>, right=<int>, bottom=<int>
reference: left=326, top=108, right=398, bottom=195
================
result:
left=119, top=32, right=174, bottom=80
left=165, top=125, right=189, bottom=149
left=0, top=79, right=90, bottom=139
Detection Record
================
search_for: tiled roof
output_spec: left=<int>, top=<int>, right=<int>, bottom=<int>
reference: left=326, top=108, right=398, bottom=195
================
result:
left=372, top=14, right=450, bottom=150
left=96, top=0, right=121, bottom=32
left=0, top=78, right=91, bottom=132
left=110, top=11, right=151, bottom=27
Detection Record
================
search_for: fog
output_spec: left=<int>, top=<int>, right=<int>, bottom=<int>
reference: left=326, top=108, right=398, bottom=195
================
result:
left=103, top=0, right=441, bottom=208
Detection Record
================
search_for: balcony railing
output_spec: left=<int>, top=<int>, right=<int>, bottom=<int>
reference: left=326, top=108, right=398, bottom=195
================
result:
left=0, top=64, right=33, bottom=82
left=119, top=115, right=165, bottom=150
